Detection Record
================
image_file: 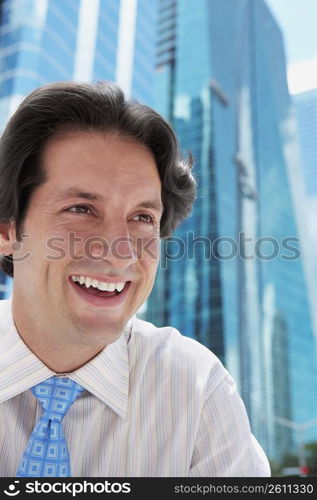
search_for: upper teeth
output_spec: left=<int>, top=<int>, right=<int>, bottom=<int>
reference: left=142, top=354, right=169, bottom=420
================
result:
left=71, top=276, right=125, bottom=292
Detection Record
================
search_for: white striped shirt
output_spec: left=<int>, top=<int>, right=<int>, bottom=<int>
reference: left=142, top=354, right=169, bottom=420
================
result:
left=0, top=297, right=270, bottom=477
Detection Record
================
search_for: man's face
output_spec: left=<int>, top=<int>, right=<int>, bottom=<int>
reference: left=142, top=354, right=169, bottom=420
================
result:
left=9, top=131, right=162, bottom=349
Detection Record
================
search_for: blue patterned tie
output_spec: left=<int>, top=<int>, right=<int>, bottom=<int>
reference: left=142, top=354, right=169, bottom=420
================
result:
left=16, top=377, right=84, bottom=477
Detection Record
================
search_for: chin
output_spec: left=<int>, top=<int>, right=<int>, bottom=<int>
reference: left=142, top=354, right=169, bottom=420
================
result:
left=76, top=313, right=126, bottom=334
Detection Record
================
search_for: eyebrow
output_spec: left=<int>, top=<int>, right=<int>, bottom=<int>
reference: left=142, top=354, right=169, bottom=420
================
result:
left=53, top=188, right=163, bottom=214
left=53, top=188, right=104, bottom=202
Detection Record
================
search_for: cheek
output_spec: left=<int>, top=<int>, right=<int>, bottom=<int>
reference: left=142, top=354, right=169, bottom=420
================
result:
left=21, top=214, right=68, bottom=254
left=138, top=244, right=160, bottom=285
left=10, top=231, right=46, bottom=273
left=134, top=234, right=160, bottom=262
left=44, top=226, right=95, bottom=262
left=11, top=240, right=46, bottom=285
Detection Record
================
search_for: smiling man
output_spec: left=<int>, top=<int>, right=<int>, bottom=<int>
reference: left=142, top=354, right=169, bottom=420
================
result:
left=7, top=131, right=163, bottom=373
left=0, top=82, right=270, bottom=477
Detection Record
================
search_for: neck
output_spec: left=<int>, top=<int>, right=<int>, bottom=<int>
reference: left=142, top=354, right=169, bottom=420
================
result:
left=15, top=321, right=105, bottom=372
left=11, top=300, right=108, bottom=373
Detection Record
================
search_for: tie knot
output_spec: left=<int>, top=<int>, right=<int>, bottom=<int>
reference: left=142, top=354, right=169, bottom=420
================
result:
left=32, top=377, right=84, bottom=422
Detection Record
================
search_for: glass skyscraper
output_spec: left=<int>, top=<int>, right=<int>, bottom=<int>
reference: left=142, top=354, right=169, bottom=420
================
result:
left=294, top=89, right=317, bottom=274
left=292, top=88, right=317, bottom=346
left=147, top=0, right=317, bottom=461
left=294, top=89, right=317, bottom=198
left=0, top=0, right=157, bottom=299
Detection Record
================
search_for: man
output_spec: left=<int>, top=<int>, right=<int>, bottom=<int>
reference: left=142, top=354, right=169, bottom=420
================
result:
left=0, top=81, right=270, bottom=477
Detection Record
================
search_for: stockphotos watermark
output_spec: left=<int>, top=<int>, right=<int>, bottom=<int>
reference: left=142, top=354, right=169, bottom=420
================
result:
left=3, top=231, right=301, bottom=269
left=3, top=480, right=131, bottom=496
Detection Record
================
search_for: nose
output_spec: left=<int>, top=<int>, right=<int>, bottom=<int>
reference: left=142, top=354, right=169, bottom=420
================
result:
left=87, top=221, right=137, bottom=270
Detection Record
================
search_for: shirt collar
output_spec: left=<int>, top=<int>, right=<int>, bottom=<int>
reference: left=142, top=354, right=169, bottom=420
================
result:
left=69, top=317, right=133, bottom=419
left=0, top=296, right=134, bottom=419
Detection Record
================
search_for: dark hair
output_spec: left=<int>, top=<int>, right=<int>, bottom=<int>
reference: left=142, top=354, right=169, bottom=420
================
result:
left=0, top=81, right=196, bottom=277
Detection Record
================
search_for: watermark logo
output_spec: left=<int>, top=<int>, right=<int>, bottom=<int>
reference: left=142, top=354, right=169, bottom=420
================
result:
left=2, top=480, right=131, bottom=497
left=2, top=230, right=301, bottom=267
left=3, top=481, right=20, bottom=496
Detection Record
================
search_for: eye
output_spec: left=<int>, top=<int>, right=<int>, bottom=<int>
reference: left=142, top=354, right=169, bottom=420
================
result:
left=132, top=213, right=154, bottom=224
left=67, top=205, right=91, bottom=215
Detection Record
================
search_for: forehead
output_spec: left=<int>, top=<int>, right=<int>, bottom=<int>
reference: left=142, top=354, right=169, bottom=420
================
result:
left=41, top=130, right=162, bottom=193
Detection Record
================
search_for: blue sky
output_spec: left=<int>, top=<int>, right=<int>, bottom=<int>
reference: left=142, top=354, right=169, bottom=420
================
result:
left=265, top=0, right=317, bottom=93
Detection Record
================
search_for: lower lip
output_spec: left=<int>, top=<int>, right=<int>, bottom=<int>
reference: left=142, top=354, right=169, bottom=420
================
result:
left=69, top=278, right=131, bottom=307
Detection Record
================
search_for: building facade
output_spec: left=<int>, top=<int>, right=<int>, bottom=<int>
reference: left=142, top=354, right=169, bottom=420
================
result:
left=0, top=0, right=157, bottom=299
left=294, top=89, right=317, bottom=198
left=146, top=0, right=317, bottom=461
left=293, top=89, right=317, bottom=283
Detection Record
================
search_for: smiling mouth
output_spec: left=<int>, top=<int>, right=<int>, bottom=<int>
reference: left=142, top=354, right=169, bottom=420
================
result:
left=72, top=280, right=130, bottom=298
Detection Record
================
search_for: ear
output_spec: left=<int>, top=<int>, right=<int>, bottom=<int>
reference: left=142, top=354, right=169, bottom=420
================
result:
left=0, top=221, right=17, bottom=256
